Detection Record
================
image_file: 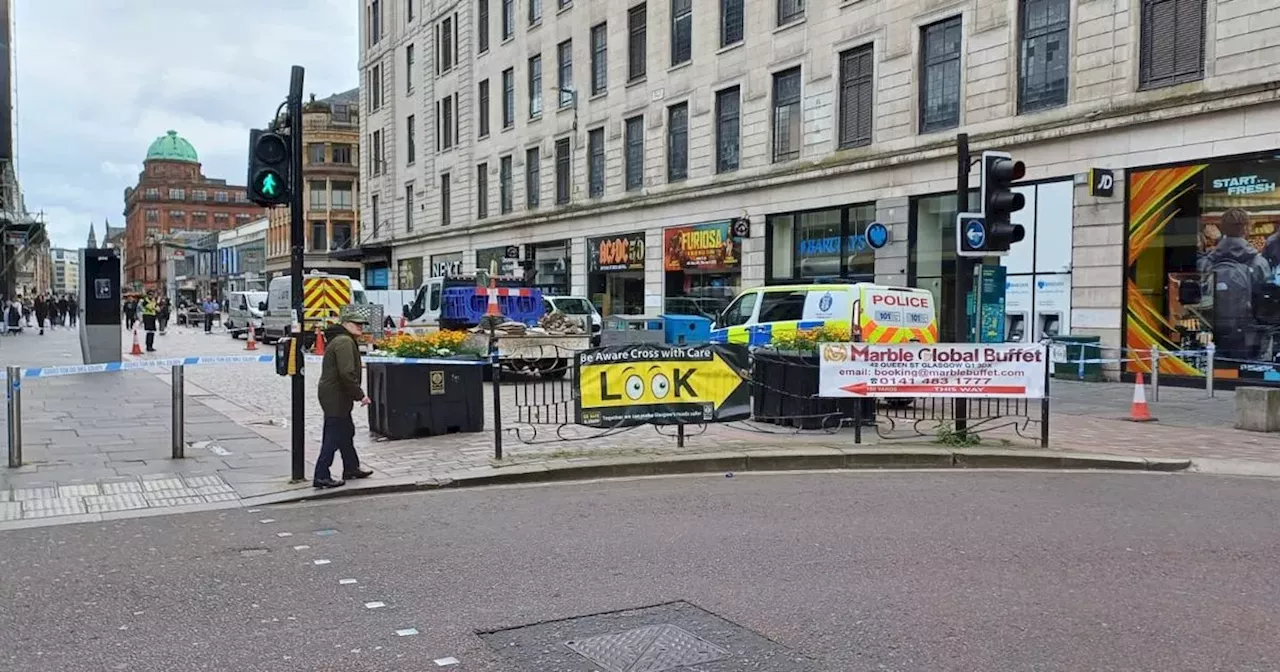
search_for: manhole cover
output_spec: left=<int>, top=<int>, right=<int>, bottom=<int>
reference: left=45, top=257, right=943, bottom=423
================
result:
left=479, top=601, right=809, bottom=671
left=566, top=624, right=728, bottom=672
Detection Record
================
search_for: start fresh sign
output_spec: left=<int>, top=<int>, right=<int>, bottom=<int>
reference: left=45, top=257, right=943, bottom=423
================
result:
left=818, top=343, right=1048, bottom=399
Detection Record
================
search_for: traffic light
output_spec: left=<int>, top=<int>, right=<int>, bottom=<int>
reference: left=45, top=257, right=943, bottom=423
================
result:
left=979, top=150, right=1026, bottom=253
left=246, top=129, right=291, bottom=206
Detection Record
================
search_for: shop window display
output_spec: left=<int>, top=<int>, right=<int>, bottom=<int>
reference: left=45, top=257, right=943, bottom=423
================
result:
left=767, top=204, right=876, bottom=284
left=1126, top=157, right=1280, bottom=383
left=663, top=220, right=741, bottom=319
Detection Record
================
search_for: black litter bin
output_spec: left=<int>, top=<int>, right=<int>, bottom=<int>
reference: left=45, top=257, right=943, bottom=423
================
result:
left=367, top=361, right=485, bottom=439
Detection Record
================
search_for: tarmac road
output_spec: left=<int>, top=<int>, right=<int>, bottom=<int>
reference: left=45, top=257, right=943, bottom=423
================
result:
left=2, top=470, right=1279, bottom=672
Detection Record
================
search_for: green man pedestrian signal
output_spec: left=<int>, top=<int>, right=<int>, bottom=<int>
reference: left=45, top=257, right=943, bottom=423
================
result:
left=246, top=129, right=291, bottom=206
left=979, top=150, right=1026, bottom=254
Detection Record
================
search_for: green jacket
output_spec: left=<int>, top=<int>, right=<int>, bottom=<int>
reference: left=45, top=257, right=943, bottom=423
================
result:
left=317, top=324, right=365, bottom=416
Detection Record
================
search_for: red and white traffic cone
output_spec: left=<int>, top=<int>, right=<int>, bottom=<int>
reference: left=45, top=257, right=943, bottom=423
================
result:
left=1127, top=372, right=1156, bottom=422
left=129, top=324, right=144, bottom=356
left=313, top=326, right=326, bottom=355
left=245, top=322, right=258, bottom=351
left=484, top=279, right=502, bottom=318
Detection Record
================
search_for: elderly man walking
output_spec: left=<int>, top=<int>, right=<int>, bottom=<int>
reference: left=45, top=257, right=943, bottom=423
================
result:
left=313, top=317, right=375, bottom=489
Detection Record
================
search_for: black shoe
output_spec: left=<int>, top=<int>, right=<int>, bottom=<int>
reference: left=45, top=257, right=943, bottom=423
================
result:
left=343, top=468, right=373, bottom=480
left=313, top=477, right=345, bottom=489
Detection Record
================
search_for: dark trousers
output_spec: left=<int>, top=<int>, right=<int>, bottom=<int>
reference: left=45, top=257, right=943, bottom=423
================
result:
left=143, top=315, right=157, bottom=351
left=204, top=313, right=213, bottom=332
left=315, top=415, right=360, bottom=482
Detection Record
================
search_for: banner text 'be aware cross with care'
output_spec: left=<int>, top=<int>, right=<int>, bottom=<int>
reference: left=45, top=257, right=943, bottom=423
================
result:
left=819, top=343, right=1048, bottom=399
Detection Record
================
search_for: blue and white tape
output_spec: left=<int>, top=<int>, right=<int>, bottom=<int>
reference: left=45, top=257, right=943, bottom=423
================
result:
left=0, top=354, right=485, bottom=380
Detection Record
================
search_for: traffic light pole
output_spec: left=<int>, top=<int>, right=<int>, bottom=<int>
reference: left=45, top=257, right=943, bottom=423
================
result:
left=954, top=132, right=972, bottom=434
left=288, top=65, right=307, bottom=482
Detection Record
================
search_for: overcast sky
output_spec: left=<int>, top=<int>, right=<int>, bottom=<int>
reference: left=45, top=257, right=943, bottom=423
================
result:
left=15, top=0, right=359, bottom=249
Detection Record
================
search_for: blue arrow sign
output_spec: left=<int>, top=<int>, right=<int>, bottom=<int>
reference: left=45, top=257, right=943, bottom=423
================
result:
left=964, top=219, right=986, bottom=248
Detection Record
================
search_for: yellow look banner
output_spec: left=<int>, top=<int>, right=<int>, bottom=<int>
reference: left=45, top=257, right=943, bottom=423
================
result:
left=575, top=344, right=750, bottom=428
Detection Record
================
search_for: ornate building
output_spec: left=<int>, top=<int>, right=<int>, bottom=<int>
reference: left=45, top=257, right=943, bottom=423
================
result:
left=122, top=131, right=265, bottom=291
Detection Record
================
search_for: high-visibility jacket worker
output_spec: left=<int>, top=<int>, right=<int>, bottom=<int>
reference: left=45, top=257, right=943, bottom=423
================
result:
left=141, top=295, right=159, bottom=352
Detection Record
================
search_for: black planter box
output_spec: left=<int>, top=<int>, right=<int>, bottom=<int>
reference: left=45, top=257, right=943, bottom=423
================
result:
left=367, top=360, right=485, bottom=440
left=751, top=351, right=871, bottom=430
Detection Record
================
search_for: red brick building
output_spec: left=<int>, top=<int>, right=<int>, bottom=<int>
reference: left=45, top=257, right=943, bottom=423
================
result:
left=123, top=130, right=265, bottom=290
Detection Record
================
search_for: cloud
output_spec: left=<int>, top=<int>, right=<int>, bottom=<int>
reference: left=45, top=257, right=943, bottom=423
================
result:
left=14, top=0, right=358, bottom=249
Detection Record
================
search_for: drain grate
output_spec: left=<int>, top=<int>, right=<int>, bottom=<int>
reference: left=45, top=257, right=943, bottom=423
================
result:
left=566, top=624, right=729, bottom=672
left=480, top=600, right=809, bottom=671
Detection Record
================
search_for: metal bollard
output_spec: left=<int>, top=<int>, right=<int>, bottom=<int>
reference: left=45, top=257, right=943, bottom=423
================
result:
left=171, top=364, right=185, bottom=459
left=1149, top=346, right=1160, bottom=402
left=6, top=366, right=21, bottom=468
left=1205, top=344, right=1216, bottom=398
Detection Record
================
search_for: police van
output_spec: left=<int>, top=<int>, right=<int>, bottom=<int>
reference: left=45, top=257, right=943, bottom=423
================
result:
left=710, top=283, right=938, bottom=346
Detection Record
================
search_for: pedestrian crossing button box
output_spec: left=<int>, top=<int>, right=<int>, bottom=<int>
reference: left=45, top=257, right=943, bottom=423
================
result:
left=276, top=337, right=302, bottom=376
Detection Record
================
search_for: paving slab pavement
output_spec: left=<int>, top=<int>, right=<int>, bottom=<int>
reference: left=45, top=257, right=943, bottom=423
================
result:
left=3, top=321, right=1278, bottom=527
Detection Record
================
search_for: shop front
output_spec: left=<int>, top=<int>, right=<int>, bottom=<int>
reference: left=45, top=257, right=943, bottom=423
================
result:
left=766, top=203, right=878, bottom=285
left=586, top=232, right=646, bottom=316
left=663, top=220, right=742, bottom=319
left=1125, top=152, right=1280, bottom=385
left=396, top=257, right=423, bottom=290
left=475, top=245, right=516, bottom=275
left=429, top=252, right=465, bottom=277
left=526, top=240, right=571, bottom=296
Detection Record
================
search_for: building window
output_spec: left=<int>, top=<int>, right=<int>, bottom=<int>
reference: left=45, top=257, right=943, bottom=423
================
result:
left=311, top=221, right=328, bottom=252
left=215, top=191, right=228, bottom=202
left=625, top=115, right=644, bottom=191
left=407, top=114, right=417, bottom=163
left=372, top=129, right=384, bottom=173
left=441, top=173, right=452, bottom=226
left=590, top=23, right=608, bottom=95
left=719, top=0, right=744, bottom=47
left=529, top=0, right=542, bottom=24
left=554, top=138, right=571, bottom=205
left=235, top=192, right=248, bottom=203
left=404, top=183, right=414, bottom=232
left=670, top=0, right=691, bottom=66
left=333, top=222, right=352, bottom=250
left=192, top=189, right=207, bottom=201
left=628, top=3, right=647, bottom=82
left=502, top=68, right=515, bottom=128
left=920, top=16, right=962, bottom=133
left=777, top=0, right=803, bottom=25
left=406, top=0, right=414, bottom=21
left=145, top=209, right=159, bottom=222
left=1018, top=0, right=1069, bottom=112
left=771, top=67, right=801, bottom=162
left=310, top=181, right=328, bottom=208
left=405, top=44, right=415, bottom=94
left=499, top=155, right=513, bottom=214
left=329, top=181, right=352, bottom=210
left=476, top=164, right=489, bottom=219
left=1139, top=0, right=1206, bottom=90
left=588, top=127, right=605, bottom=198
left=332, top=104, right=351, bottom=123
left=667, top=102, right=688, bottom=182
left=502, top=0, right=515, bottom=40
left=478, top=0, right=490, bottom=53
left=478, top=79, right=491, bottom=137
left=557, top=40, right=573, bottom=107
left=559, top=0, right=571, bottom=9
left=193, top=211, right=207, bottom=224
left=526, top=147, right=541, bottom=208
left=371, top=64, right=383, bottom=110
left=715, top=87, right=740, bottom=173
left=144, top=188, right=159, bottom=199
left=333, top=144, right=352, bottom=164
left=169, top=188, right=185, bottom=200
left=528, top=54, right=543, bottom=118
left=838, top=44, right=874, bottom=148
left=438, top=15, right=455, bottom=74
left=369, top=0, right=383, bottom=44
left=371, top=194, right=380, bottom=236
left=439, top=97, right=454, bottom=149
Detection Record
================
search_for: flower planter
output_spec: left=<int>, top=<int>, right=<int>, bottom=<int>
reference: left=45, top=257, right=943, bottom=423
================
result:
left=751, top=350, right=871, bottom=430
left=367, top=360, right=485, bottom=440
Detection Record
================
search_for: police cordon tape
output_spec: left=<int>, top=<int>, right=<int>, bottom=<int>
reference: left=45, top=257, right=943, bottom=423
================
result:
left=0, top=354, right=487, bottom=380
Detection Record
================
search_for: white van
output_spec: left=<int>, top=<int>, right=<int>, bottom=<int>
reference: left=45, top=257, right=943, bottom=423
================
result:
left=224, top=291, right=267, bottom=338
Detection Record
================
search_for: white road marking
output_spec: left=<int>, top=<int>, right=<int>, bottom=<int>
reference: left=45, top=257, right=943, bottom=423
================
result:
left=313, top=559, right=331, bottom=565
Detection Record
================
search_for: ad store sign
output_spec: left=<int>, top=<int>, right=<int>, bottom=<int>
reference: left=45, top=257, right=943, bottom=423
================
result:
left=818, top=343, right=1048, bottom=399
left=663, top=220, right=742, bottom=271
left=587, top=232, right=647, bottom=273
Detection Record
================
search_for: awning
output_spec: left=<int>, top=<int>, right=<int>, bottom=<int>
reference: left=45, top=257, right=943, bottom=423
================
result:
left=330, top=244, right=392, bottom=262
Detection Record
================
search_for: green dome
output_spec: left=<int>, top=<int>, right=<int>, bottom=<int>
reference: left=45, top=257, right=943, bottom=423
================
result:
left=145, top=130, right=199, bottom=163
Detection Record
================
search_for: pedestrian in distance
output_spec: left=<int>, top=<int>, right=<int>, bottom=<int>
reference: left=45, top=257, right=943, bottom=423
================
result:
left=141, top=292, right=159, bottom=352
left=67, top=295, right=78, bottom=327
left=202, top=296, right=217, bottom=334
left=313, top=316, right=374, bottom=489
left=157, top=297, right=170, bottom=335
left=56, top=295, right=68, bottom=327
left=123, top=296, right=137, bottom=331
left=33, top=295, right=47, bottom=335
